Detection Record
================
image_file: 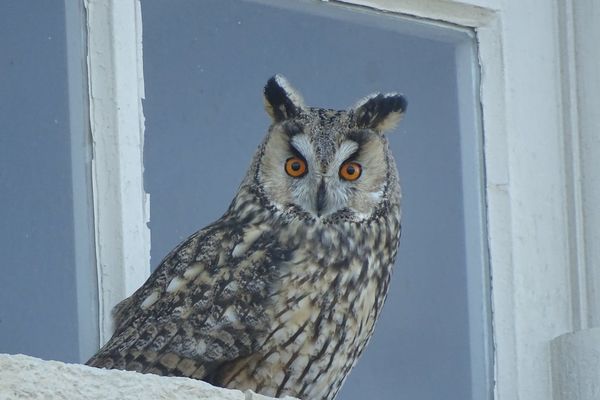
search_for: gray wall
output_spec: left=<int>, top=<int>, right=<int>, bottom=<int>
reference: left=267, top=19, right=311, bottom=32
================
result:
left=0, top=1, right=97, bottom=363
left=142, top=0, right=488, bottom=399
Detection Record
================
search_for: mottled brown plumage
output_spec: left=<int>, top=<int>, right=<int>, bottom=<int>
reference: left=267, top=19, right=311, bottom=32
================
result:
left=87, top=75, right=407, bottom=400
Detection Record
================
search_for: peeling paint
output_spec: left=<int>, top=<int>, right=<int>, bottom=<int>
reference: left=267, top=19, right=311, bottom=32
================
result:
left=84, top=0, right=151, bottom=345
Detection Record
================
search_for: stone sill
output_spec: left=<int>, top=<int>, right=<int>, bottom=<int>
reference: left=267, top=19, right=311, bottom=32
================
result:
left=0, top=354, right=297, bottom=400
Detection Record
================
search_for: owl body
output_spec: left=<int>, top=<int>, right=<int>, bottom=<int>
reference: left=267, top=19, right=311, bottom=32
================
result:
left=87, top=76, right=406, bottom=400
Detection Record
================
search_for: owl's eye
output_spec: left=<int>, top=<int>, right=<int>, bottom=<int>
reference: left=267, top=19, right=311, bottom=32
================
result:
left=339, top=161, right=362, bottom=181
left=285, top=157, right=308, bottom=177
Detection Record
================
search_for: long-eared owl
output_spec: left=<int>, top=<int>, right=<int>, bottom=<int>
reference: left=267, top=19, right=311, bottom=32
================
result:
left=87, top=75, right=407, bottom=400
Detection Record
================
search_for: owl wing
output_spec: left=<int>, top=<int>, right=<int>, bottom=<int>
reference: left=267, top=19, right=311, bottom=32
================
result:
left=86, top=216, right=286, bottom=380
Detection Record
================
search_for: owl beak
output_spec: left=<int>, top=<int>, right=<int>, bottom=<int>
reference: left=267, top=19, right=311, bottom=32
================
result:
left=316, top=179, right=327, bottom=217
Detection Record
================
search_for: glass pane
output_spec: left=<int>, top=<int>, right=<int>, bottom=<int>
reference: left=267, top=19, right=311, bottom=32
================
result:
left=0, top=0, right=98, bottom=363
left=142, top=0, right=490, bottom=398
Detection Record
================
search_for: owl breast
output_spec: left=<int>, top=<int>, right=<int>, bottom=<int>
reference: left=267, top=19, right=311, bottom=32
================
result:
left=216, top=205, right=401, bottom=400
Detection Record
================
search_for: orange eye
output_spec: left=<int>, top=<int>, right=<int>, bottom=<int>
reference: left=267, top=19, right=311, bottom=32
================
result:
left=339, top=161, right=362, bottom=181
left=285, top=157, right=307, bottom=177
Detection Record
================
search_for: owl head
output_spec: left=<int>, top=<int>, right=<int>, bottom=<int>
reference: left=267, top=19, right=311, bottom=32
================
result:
left=245, top=75, right=406, bottom=223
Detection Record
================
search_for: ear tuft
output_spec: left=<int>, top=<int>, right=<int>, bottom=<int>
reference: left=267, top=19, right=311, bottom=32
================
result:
left=353, top=93, right=407, bottom=133
left=264, top=74, right=305, bottom=122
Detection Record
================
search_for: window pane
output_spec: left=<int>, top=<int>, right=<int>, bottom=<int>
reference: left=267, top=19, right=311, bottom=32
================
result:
left=142, top=0, right=490, bottom=398
left=0, top=0, right=98, bottom=363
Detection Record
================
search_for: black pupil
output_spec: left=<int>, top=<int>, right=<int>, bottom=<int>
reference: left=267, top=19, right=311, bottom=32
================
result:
left=346, top=165, right=356, bottom=175
left=291, top=161, right=301, bottom=171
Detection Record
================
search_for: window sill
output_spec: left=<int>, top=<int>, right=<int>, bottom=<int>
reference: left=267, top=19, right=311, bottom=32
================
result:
left=0, top=354, right=294, bottom=400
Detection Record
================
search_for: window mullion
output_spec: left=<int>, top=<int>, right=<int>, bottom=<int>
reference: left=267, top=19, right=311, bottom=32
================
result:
left=85, top=0, right=150, bottom=345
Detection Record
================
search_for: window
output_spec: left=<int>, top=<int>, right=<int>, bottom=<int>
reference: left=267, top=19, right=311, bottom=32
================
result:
left=141, top=1, right=491, bottom=399
left=0, top=0, right=97, bottom=362
left=4, top=1, right=596, bottom=399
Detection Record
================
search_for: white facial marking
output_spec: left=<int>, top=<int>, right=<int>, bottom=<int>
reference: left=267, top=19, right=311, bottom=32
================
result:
left=290, top=134, right=313, bottom=164
left=334, top=141, right=359, bottom=169
left=369, top=189, right=384, bottom=202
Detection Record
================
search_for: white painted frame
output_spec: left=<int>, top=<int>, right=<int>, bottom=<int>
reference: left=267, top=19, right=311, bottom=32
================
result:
left=85, top=0, right=150, bottom=345
left=84, top=0, right=600, bottom=398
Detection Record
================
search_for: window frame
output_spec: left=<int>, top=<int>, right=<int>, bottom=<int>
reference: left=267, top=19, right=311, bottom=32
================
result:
left=85, top=0, right=150, bottom=344
left=86, top=0, right=600, bottom=398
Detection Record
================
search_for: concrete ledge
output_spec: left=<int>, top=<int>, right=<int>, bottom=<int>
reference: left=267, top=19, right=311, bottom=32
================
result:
left=0, top=354, right=296, bottom=400
left=551, top=327, right=600, bottom=400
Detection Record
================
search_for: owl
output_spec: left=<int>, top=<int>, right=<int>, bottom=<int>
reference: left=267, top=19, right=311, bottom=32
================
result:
left=87, top=75, right=407, bottom=400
